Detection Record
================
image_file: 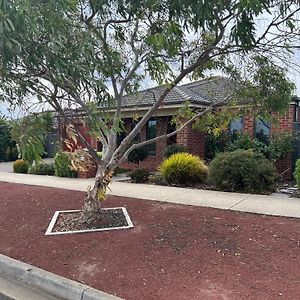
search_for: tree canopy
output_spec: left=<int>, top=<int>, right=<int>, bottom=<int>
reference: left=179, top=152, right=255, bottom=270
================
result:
left=1, top=0, right=299, bottom=221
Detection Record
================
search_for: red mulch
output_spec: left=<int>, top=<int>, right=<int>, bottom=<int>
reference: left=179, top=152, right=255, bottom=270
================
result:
left=0, top=182, right=299, bottom=300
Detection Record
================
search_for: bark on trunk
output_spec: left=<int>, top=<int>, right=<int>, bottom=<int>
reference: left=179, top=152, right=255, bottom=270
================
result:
left=82, top=166, right=112, bottom=224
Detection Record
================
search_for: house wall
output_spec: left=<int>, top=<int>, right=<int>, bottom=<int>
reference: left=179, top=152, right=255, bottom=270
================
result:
left=60, top=104, right=296, bottom=179
left=242, top=105, right=296, bottom=179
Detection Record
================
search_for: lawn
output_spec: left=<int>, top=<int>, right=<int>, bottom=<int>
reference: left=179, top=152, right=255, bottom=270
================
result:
left=0, top=182, right=299, bottom=300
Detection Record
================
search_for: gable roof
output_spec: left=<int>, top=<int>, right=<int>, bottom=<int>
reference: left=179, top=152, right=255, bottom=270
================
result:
left=121, top=77, right=233, bottom=108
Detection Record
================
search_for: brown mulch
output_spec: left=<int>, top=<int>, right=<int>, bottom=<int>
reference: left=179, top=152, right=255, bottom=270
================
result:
left=53, top=209, right=128, bottom=232
left=0, top=182, right=299, bottom=300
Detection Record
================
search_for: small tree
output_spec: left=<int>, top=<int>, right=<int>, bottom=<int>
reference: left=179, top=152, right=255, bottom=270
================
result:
left=1, top=0, right=299, bottom=223
left=0, top=116, right=18, bottom=162
left=128, top=147, right=148, bottom=167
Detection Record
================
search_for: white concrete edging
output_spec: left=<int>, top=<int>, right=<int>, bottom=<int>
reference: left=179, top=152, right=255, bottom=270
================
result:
left=0, top=254, right=123, bottom=300
left=45, top=207, right=134, bottom=236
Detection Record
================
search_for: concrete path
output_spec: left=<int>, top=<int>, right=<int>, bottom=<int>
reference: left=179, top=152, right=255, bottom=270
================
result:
left=0, top=168, right=299, bottom=218
left=0, top=274, right=58, bottom=300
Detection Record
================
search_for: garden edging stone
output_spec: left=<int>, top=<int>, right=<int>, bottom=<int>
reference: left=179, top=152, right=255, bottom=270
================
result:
left=0, top=254, right=123, bottom=300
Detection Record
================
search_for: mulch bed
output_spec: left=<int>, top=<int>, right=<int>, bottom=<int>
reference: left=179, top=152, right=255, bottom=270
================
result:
left=0, top=182, right=299, bottom=300
left=52, top=209, right=128, bottom=233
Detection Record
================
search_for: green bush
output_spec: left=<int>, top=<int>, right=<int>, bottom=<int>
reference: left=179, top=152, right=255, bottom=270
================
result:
left=269, top=132, right=295, bottom=161
left=128, top=147, right=148, bottom=165
left=129, top=169, right=150, bottom=183
left=113, top=166, right=129, bottom=175
left=205, top=131, right=230, bottom=160
left=163, top=144, right=187, bottom=158
left=54, top=152, right=76, bottom=178
left=29, top=163, right=55, bottom=176
left=159, top=152, right=208, bottom=185
left=13, top=159, right=29, bottom=174
left=149, top=173, right=166, bottom=185
left=0, top=118, right=18, bottom=162
left=293, top=159, right=300, bottom=189
left=227, top=133, right=269, bottom=158
left=209, top=149, right=277, bottom=193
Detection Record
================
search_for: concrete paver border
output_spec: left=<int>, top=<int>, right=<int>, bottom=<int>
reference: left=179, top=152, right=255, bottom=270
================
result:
left=45, top=207, right=134, bottom=236
left=0, top=254, right=123, bottom=300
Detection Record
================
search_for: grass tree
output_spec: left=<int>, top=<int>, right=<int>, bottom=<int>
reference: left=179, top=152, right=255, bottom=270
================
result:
left=0, top=0, right=299, bottom=223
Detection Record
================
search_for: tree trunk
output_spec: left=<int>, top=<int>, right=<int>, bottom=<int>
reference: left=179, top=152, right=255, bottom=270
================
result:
left=82, top=166, right=112, bottom=224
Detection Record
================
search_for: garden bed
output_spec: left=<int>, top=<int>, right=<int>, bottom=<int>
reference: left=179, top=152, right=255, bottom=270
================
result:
left=46, top=207, right=133, bottom=235
left=0, top=182, right=299, bottom=300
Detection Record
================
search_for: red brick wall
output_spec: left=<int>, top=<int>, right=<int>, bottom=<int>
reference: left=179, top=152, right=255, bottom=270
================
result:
left=60, top=105, right=296, bottom=178
left=177, top=123, right=206, bottom=159
left=243, top=115, right=255, bottom=137
left=242, top=105, right=295, bottom=179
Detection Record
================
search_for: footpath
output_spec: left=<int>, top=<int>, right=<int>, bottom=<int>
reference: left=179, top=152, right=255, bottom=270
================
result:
left=0, top=170, right=299, bottom=219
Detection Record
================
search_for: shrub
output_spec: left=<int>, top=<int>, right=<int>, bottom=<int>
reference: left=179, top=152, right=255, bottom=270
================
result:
left=129, top=168, right=150, bottom=183
left=227, top=133, right=270, bottom=157
left=113, top=166, right=129, bottom=175
left=293, top=159, right=300, bottom=189
left=209, top=149, right=277, bottom=193
left=149, top=173, right=166, bottom=185
left=205, top=131, right=230, bottom=160
left=29, top=162, right=55, bottom=176
left=54, top=152, right=76, bottom=178
left=159, top=153, right=208, bottom=185
left=128, top=147, right=148, bottom=165
left=13, top=159, right=29, bottom=174
left=0, top=118, right=18, bottom=162
left=269, top=132, right=295, bottom=161
left=163, top=144, right=187, bottom=158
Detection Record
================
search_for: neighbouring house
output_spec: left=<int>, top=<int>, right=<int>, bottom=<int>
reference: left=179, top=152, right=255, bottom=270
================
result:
left=59, top=77, right=300, bottom=179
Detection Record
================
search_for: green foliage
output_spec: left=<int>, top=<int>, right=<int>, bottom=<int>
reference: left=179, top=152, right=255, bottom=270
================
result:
left=205, top=131, right=230, bottom=160
left=128, top=147, right=148, bottom=165
left=11, top=112, right=53, bottom=166
left=237, top=57, right=295, bottom=116
left=0, top=117, right=18, bottom=161
left=113, top=166, right=129, bottom=175
left=13, top=159, right=28, bottom=174
left=163, top=144, right=187, bottom=158
left=269, top=132, right=295, bottom=161
left=129, top=169, right=150, bottom=183
left=159, top=153, right=208, bottom=185
left=28, top=162, right=55, bottom=176
left=209, top=150, right=277, bottom=193
left=54, top=152, right=76, bottom=178
left=227, top=134, right=269, bottom=158
left=293, top=159, right=300, bottom=189
left=149, top=173, right=166, bottom=185
left=226, top=132, right=294, bottom=162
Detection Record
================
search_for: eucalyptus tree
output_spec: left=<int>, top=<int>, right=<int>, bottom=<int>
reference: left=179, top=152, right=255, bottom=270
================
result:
left=1, top=0, right=299, bottom=223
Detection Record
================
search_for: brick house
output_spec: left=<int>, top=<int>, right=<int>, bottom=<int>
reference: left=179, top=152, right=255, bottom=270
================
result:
left=60, top=77, right=299, bottom=179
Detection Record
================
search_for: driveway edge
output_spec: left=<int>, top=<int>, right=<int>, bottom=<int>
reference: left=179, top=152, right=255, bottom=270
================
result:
left=0, top=254, right=123, bottom=300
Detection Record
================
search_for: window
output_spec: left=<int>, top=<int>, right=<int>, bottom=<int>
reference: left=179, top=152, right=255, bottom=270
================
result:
left=117, top=131, right=126, bottom=146
left=147, top=119, right=157, bottom=156
left=255, top=117, right=270, bottom=144
left=229, top=117, right=243, bottom=135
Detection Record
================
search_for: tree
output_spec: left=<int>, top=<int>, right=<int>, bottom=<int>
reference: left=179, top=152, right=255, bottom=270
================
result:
left=0, top=0, right=299, bottom=223
left=0, top=116, right=18, bottom=162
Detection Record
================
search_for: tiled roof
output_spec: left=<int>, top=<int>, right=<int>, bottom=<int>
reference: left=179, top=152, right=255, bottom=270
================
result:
left=121, top=77, right=233, bottom=108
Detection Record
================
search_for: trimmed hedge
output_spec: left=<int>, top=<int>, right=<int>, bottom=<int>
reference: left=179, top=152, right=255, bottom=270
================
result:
left=209, top=149, right=277, bottom=193
left=13, top=159, right=29, bottom=174
left=129, top=168, right=150, bottom=183
left=29, top=162, right=55, bottom=176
